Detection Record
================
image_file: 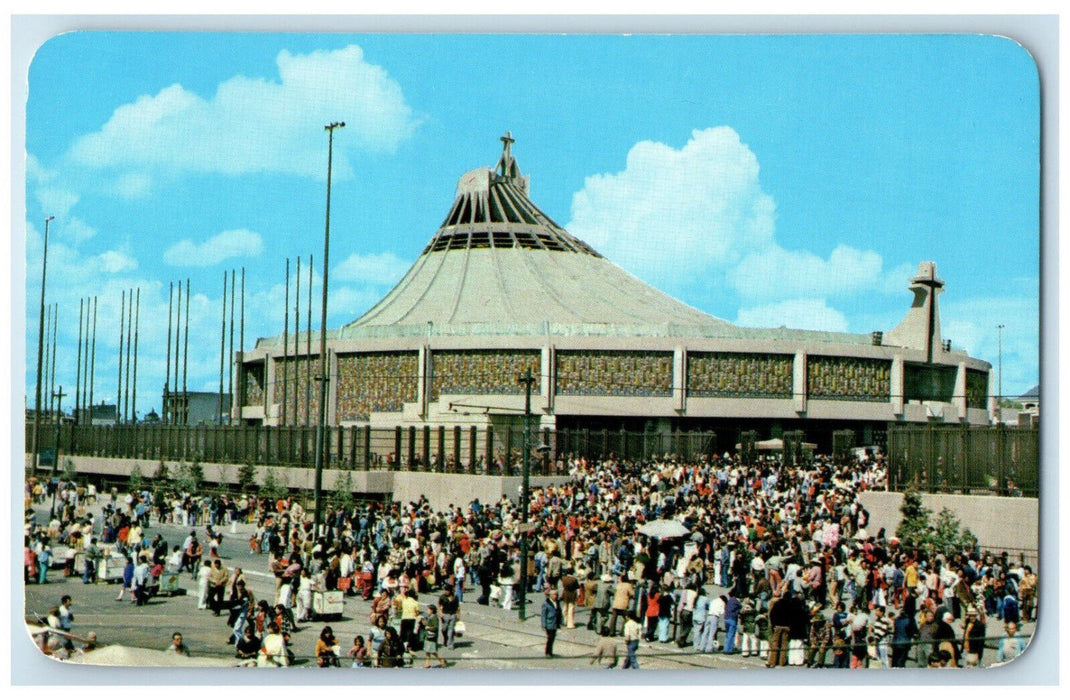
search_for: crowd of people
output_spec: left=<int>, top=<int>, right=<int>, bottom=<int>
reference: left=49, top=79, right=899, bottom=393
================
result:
left=25, top=446, right=1036, bottom=670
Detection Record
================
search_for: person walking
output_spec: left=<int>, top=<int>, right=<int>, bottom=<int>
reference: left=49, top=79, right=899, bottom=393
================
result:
left=541, top=589, right=563, bottom=658
left=591, top=573, right=614, bottom=632
left=560, top=567, right=580, bottom=629
left=438, top=587, right=460, bottom=651
left=608, top=576, right=634, bottom=636
left=622, top=612, right=642, bottom=669
left=207, top=559, right=229, bottom=615
left=195, top=557, right=211, bottom=610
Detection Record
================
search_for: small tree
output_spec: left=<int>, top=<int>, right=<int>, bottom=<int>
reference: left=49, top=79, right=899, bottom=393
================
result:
left=188, top=458, right=204, bottom=490
left=330, top=470, right=355, bottom=513
left=896, top=487, right=932, bottom=553
left=129, top=463, right=145, bottom=493
left=930, top=507, right=977, bottom=559
left=154, top=460, right=171, bottom=486
left=238, top=462, right=257, bottom=493
left=260, top=469, right=283, bottom=502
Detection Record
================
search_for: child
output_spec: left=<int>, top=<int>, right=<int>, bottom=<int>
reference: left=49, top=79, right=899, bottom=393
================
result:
left=348, top=635, right=369, bottom=668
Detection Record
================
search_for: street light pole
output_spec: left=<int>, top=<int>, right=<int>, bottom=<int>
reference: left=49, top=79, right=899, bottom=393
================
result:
left=997, top=323, right=1004, bottom=407
left=32, top=215, right=54, bottom=475
left=313, top=120, right=344, bottom=540
left=49, top=385, right=66, bottom=519
left=517, top=367, right=536, bottom=620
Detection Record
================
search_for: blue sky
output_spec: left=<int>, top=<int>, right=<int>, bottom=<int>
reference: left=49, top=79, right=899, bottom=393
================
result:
left=22, top=32, right=1040, bottom=416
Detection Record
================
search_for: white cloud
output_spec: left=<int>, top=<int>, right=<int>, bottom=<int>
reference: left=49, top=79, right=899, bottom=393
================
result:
left=94, top=249, right=138, bottom=274
left=68, top=45, right=419, bottom=179
left=565, top=127, right=915, bottom=315
left=567, top=127, right=776, bottom=284
left=736, top=298, right=849, bottom=333
left=114, top=172, right=153, bottom=199
left=728, top=243, right=886, bottom=301
left=34, top=187, right=79, bottom=219
left=163, top=229, right=264, bottom=267
left=62, top=216, right=98, bottom=243
left=332, top=251, right=409, bottom=286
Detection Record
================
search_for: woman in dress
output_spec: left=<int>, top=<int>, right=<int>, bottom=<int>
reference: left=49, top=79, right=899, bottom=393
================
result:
left=257, top=621, right=289, bottom=667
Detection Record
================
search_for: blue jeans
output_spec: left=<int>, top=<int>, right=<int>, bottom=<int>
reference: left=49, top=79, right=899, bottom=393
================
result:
left=624, top=640, right=640, bottom=668
left=699, top=617, right=718, bottom=652
left=691, top=618, right=706, bottom=647
left=657, top=617, right=671, bottom=642
left=455, top=580, right=464, bottom=603
left=723, top=618, right=738, bottom=653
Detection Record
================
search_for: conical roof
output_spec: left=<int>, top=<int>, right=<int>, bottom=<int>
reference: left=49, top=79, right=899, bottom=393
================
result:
left=343, top=133, right=736, bottom=338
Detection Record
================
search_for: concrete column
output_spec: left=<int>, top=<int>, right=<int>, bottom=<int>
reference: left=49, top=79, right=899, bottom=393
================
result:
left=673, top=346, right=686, bottom=412
left=793, top=351, right=807, bottom=413
left=418, top=345, right=429, bottom=418
left=266, top=355, right=278, bottom=425
left=327, top=350, right=339, bottom=426
left=891, top=356, right=905, bottom=416
left=954, top=361, right=968, bottom=421
left=541, top=344, right=554, bottom=412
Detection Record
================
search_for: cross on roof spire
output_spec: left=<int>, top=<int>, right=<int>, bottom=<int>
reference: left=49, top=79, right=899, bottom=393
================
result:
left=497, top=131, right=518, bottom=179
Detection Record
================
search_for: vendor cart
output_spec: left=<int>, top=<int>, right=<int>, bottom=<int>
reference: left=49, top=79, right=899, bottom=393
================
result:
left=311, top=589, right=345, bottom=621
left=155, top=571, right=186, bottom=597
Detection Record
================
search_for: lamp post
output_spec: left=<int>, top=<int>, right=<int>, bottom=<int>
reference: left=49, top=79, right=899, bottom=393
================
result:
left=313, top=120, right=344, bottom=539
left=517, top=368, right=536, bottom=620
left=32, top=215, right=54, bottom=475
left=997, top=323, right=1004, bottom=408
left=49, top=386, right=66, bottom=519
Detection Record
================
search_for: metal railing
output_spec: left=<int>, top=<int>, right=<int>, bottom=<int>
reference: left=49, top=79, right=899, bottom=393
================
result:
left=886, top=424, right=1038, bottom=497
left=25, top=423, right=718, bottom=477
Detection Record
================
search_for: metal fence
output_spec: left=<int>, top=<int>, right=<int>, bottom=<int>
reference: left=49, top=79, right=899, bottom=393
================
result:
left=886, top=424, right=1039, bottom=497
left=25, top=422, right=718, bottom=478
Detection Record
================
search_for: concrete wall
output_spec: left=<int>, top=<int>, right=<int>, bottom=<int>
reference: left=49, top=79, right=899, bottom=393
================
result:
left=858, top=491, right=1039, bottom=563
left=28, top=454, right=569, bottom=513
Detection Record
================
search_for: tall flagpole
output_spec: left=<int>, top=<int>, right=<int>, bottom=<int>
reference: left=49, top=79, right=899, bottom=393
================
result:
left=306, top=254, right=312, bottom=427
left=89, top=296, right=97, bottom=418
left=31, top=215, right=54, bottom=473
left=313, top=120, right=344, bottom=536
left=165, top=281, right=173, bottom=422
left=75, top=298, right=83, bottom=424
left=295, top=256, right=301, bottom=423
left=132, top=288, right=140, bottom=422
left=218, top=271, right=227, bottom=425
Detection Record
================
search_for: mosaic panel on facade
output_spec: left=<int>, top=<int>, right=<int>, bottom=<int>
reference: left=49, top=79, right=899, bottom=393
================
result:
left=337, top=352, right=420, bottom=422
left=556, top=350, right=673, bottom=397
left=431, top=349, right=541, bottom=400
left=966, top=369, right=989, bottom=410
left=807, top=355, right=891, bottom=402
left=275, top=355, right=322, bottom=426
left=242, top=362, right=265, bottom=407
left=686, top=352, right=793, bottom=399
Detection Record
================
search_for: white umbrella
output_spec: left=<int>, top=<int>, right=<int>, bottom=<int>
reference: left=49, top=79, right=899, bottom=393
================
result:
left=638, top=519, right=690, bottom=539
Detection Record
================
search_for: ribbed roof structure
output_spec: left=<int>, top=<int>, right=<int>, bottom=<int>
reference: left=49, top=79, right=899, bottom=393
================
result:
left=343, top=133, right=742, bottom=337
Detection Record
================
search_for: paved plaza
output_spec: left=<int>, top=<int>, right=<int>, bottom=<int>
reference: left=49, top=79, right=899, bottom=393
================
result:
left=23, top=503, right=762, bottom=671
left=23, top=498, right=1032, bottom=672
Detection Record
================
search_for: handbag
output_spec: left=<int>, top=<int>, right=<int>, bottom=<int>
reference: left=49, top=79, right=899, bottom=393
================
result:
left=454, top=621, right=466, bottom=637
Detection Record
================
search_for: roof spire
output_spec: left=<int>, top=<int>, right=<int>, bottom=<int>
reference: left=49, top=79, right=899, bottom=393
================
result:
left=496, top=131, right=519, bottom=180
